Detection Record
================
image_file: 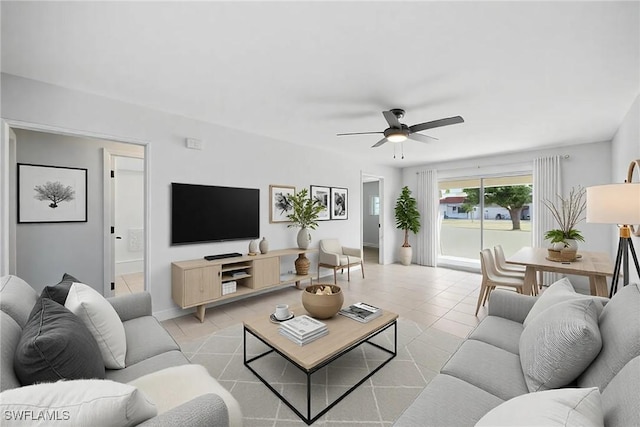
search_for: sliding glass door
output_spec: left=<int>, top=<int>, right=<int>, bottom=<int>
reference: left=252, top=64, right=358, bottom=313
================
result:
left=439, top=175, right=533, bottom=266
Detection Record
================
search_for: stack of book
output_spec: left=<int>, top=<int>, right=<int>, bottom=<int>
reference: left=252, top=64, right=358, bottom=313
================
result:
left=278, top=315, right=328, bottom=345
left=339, top=302, right=382, bottom=323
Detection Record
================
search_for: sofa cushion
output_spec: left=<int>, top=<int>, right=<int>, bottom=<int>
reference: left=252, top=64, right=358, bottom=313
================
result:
left=601, top=356, right=640, bottom=427
left=0, top=275, right=38, bottom=328
left=40, top=272, right=78, bottom=305
left=129, top=364, right=241, bottom=424
left=468, top=315, right=523, bottom=355
left=520, top=298, right=602, bottom=392
left=65, top=282, right=127, bottom=369
left=0, top=379, right=157, bottom=427
left=123, top=316, right=180, bottom=366
left=106, top=350, right=190, bottom=384
left=475, top=387, right=603, bottom=427
left=0, top=312, right=22, bottom=392
left=13, top=297, right=105, bottom=385
left=578, top=283, right=640, bottom=390
left=523, top=277, right=600, bottom=327
left=394, top=374, right=504, bottom=427
left=441, top=339, right=528, bottom=400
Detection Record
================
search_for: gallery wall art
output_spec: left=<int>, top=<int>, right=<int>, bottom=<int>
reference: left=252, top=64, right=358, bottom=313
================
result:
left=18, top=163, right=88, bottom=223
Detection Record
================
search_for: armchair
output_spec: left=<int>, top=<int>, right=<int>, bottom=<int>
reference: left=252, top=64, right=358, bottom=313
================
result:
left=318, top=239, right=365, bottom=284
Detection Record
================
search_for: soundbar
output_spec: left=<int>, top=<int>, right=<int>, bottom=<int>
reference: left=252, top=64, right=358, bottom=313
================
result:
left=204, top=252, right=243, bottom=261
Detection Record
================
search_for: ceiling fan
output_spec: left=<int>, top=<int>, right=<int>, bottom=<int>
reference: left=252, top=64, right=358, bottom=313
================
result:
left=337, top=109, right=464, bottom=148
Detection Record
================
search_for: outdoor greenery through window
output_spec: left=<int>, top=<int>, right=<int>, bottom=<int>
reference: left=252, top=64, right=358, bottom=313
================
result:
left=439, top=175, right=533, bottom=263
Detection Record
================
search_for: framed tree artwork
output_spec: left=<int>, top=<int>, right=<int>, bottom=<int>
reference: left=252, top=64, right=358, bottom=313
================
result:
left=18, top=163, right=88, bottom=223
left=310, top=185, right=330, bottom=220
left=330, top=187, right=348, bottom=220
left=269, top=185, right=295, bottom=223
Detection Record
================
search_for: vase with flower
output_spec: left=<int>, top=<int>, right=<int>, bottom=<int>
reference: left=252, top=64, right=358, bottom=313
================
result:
left=543, top=186, right=586, bottom=260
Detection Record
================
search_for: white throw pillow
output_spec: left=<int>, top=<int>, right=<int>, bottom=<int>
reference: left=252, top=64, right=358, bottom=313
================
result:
left=0, top=379, right=157, bottom=427
left=475, top=387, right=603, bottom=427
left=519, top=298, right=603, bottom=392
left=129, top=364, right=243, bottom=427
left=65, top=282, right=127, bottom=369
left=523, top=277, right=598, bottom=327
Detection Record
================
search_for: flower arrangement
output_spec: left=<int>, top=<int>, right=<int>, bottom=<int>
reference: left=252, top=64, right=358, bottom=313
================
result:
left=543, top=186, right=587, bottom=246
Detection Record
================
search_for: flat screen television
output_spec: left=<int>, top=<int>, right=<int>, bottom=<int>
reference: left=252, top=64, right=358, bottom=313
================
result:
left=171, top=183, right=260, bottom=245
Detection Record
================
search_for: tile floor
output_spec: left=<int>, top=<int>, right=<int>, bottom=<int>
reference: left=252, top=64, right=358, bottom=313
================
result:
left=161, top=256, right=486, bottom=351
left=160, top=256, right=488, bottom=426
left=114, top=272, right=144, bottom=296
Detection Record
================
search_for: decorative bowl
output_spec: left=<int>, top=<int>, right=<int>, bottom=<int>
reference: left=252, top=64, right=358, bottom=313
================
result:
left=301, top=284, right=344, bottom=319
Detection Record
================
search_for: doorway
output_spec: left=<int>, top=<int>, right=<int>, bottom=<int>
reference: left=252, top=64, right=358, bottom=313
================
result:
left=0, top=120, right=148, bottom=296
left=361, top=173, right=384, bottom=264
left=105, top=151, right=145, bottom=296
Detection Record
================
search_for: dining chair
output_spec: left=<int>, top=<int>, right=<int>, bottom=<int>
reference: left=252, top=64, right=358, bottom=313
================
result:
left=475, top=249, right=526, bottom=316
left=494, top=245, right=541, bottom=295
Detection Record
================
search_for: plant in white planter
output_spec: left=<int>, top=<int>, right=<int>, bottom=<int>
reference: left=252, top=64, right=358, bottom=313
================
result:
left=395, top=186, right=421, bottom=265
left=287, top=188, right=324, bottom=249
left=543, top=186, right=586, bottom=252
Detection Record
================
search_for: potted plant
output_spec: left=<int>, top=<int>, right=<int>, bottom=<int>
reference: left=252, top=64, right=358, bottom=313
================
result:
left=543, top=186, right=586, bottom=254
left=287, top=188, right=324, bottom=250
left=395, top=186, right=421, bottom=265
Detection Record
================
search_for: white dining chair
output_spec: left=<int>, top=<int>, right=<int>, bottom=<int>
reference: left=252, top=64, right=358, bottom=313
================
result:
left=494, top=245, right=541, bottom=294
left=475, top=249, right=526, bottom=316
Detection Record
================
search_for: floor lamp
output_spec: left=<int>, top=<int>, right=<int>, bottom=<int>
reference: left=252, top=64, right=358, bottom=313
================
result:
left=586, top=181, right=640, bottom=297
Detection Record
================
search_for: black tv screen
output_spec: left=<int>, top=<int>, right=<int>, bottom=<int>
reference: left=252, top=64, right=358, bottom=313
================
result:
left=171, top=183, right=259, bottom=245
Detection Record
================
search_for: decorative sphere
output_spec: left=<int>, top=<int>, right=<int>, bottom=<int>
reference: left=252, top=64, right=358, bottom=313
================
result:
left=301, top=284, right=344, bottom=319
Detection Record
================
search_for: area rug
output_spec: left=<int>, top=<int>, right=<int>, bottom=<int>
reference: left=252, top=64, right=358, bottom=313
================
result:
left=179, top=318, right=463, bottom=426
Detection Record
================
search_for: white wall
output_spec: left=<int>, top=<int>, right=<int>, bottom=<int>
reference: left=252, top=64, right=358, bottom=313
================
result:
left=611, top=94, right=640, bottom=284
left=114, top=156, right=144, bottom=275
left=1, top=73, right=401, bottom=319
left=13, top=129, right=143, bottom=293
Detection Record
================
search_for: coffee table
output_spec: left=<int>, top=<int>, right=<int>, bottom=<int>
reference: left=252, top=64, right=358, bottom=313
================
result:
left=243, top=306, right=398, bottom=425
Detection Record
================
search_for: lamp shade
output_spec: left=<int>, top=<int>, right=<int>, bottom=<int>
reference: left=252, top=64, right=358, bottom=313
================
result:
left=586, top=183, right=640, bottom=224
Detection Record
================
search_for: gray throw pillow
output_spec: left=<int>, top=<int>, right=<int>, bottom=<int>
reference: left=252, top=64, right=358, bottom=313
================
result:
left=14, top=297, right=105, bottom=385
left=519, top=298, right=602, bottom=392
left=40, top=273, right=79, bottom=305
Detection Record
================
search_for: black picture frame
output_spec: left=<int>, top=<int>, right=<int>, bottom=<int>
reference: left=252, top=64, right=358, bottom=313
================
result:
left=310, top=185, right=330, bottom=221
left=18, top=163, right=88, bottom=223
left=330, top=187, right=348, bottom=220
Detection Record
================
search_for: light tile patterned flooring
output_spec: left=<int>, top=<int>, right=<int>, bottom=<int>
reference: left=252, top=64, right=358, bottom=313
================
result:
left=160, top=252, right=489, bottom=426
left=114, top=272, right=144, bottom=296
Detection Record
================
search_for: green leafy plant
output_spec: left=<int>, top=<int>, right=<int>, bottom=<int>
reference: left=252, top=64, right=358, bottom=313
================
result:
left=543, top=186, right=586, bottom=244
left=395, top=186, right=421, bottom=247
left=287, top=188, right=324, bottom=230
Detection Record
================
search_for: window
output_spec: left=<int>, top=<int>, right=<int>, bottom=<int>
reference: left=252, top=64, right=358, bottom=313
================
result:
left=370, top=196, right=380, bottom=216
left=438, top=175, right=533, bottom=266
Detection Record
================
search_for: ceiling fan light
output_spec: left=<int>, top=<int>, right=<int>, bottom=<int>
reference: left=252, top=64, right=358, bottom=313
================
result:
left=386, top=132, right=407, bottom=143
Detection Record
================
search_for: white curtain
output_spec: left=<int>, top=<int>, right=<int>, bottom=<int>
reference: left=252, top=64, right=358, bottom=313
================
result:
left=416, top=169, right=439, bottom=266
left=533, top=155, right=562, bottom=283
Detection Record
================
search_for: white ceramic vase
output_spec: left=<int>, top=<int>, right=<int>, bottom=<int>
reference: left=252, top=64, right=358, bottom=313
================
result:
left=248, top=240, right=258, bottom=254
left=564, top=239, right=579, bottom=252
left=399, top=246, right=412, bottom=266
left=297, top=228, right=311, bottom=249
left=259, top=237, right=269, bottom=254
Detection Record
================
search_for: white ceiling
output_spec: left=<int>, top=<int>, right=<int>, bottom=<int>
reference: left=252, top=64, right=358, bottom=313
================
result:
left=2, top=1, right=639, bottom=167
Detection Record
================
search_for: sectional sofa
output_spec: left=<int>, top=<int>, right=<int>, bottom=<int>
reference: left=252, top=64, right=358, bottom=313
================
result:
left=395, top=278, right=640, bottom=426
left=0, top=275, right=242, bottom=426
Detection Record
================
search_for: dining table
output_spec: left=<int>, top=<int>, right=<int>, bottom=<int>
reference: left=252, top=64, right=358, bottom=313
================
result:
left=506, top=246, right=614, bottom=297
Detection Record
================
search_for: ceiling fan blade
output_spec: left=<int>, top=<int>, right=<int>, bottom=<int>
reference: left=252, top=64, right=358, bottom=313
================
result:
left=371, top=138, right=387, bottom=148
left=408, top=133, right=438, bottom=144
left=383, top=110, right=402, bottom=128
left=336, top=131, right=383, bottom=136
left=409, top=116, right=464, bottom=133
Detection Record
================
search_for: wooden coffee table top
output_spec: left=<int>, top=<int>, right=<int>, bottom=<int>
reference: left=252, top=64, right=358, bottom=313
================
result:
left=243, top=305, right=398, bottom=370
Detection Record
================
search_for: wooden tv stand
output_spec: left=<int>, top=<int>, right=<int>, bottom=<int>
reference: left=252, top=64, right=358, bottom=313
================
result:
left=172, top=248, right=317, bottom=322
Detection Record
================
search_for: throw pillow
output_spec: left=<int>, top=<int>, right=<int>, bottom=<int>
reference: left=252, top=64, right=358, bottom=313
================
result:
left=40, top=273, right=79, bottom=305
left=523, top=277, right=600, bottom=327
left=0, top=379, right=157, bottom=427
left=13, top=297, right=105, bottom=385
left=65, top=282, right=127, bottom=369
left=520, top=298, right=602, bottom=392
left=475, top=387, right=603, bottom=427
